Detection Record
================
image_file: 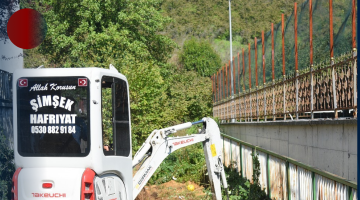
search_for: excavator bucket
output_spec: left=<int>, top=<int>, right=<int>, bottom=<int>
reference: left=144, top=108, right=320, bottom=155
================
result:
left=202, top=118, right=228, bottom=200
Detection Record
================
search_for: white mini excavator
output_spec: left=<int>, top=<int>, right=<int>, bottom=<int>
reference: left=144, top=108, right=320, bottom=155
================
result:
left=11, top=66, right=228, bottom=200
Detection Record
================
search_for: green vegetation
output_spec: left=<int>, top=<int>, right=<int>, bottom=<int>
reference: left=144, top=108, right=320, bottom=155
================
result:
left=222, top=152, right=270, bottom=200
left=0, top=135, right=14, bottom=200
left=160, top=0, right=307, bottom=64
left=2, top=0, right=317, bottom=198
left=149, top=127, right=270, bottom=200
left=149, top=143, right=207, bottom=185
left=179, top=38, right=221, bottom=77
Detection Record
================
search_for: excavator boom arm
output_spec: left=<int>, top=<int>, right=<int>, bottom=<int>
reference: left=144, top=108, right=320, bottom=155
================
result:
left=132, top=117, right=228, bottom=199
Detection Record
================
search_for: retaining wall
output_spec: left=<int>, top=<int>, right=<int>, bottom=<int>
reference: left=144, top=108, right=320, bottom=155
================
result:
left=220, top=119, right=357, bottom=182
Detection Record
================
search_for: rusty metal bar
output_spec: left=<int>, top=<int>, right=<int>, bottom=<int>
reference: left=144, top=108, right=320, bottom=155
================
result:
left=233, top=57, right=236, bottom=96
left=228, top=60, right=231, bottom=98
left=282, top=14, right=286, bottom=120
left=237, top=53, right=241, bottom=121
left=271, top=23, right=275, bottom=80
left=271, top=23, right=275, bottom=120
left=243, top=49, right=246, bottom=121
left=217, top=72, right=220, bottom=103
left=232, top=58, right=235, bottom=121
left=282, top=14, right=285, bottom=76
left=295, top=2, right=298, bottom=71
left=242, top=49, right=245, bottom=90
left=226, top=63, right=228, bottom=99
left=217, top=71, right=220, bottom=103
left=255, top=38, right=258, bottom=87
left=223, top=66, right=225, bottom=101
left=262, top=31, right=266, bottom=121
left=352, top=0, right=356, bottom=49
left=211, top=75, right=214, bottom=103
left=237, top=52, right=240, bottom=95
left=329, top=0, right=334, bottom=58
left=262, top=31, right=265, bottom=84
left=294, top=2, right=299, bottom=120
left=255, top=38, right=259, bottom=121
left=248, top=43, right=252, bottom=121
left=248, top=43, right=251, bottom=90
left=216, top=72, right=218, bottom=104
left=309, top=0, right=313, bottom=65
left=310, top=0, right=314, bottom=119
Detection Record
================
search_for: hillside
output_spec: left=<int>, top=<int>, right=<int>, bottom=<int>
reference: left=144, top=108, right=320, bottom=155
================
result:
left=160, top=0, right=306, bottom=64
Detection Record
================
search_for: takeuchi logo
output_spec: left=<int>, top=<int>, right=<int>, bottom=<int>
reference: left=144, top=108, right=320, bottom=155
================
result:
left=32, top=193, right=66, bottom=198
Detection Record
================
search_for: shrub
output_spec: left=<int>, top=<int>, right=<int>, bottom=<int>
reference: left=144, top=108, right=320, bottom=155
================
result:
left=0, top=135, right=15, bottom=199
left=180, top=38, right=221, bottom=77
left=223, top=151, right=270, bottom=200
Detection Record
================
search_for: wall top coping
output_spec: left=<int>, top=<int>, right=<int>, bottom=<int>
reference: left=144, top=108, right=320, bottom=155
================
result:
left=221, top=118, right=357, bottom=126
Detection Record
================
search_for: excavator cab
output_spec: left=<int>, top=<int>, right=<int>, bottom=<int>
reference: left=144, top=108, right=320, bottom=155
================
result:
left=13, top=67, right=133, bottom=200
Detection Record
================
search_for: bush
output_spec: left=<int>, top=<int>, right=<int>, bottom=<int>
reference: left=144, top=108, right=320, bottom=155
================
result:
left=223, top=151, right=270, bottom=200
left=180, top=38, right=221, bottom=77
left=0, top=135, right=15, bottom=200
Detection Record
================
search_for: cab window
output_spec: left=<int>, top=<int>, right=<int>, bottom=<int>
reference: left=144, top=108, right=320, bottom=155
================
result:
left=17, top=77, right=90, bottom=157
left=101, top=76, right=130, bottom=157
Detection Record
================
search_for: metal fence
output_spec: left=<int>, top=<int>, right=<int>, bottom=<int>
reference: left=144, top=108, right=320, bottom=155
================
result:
left=221, top=133, right=357, bottom=200
left=211, top=0, right=357, bottom=122
left=213, top=54, right=357, bottom=121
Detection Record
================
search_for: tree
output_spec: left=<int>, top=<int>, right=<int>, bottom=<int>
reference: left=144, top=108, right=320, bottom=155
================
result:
left=179, top=38, right=221, bottom=77
left=29, top=0, right=176, bottom=149
left=0, top=135, right=14, bottom=200
left=38, top=0, right=175, bottom=68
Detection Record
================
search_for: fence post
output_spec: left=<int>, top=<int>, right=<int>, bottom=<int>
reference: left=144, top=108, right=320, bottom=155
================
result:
left=231, top=56, right=236, bottom=122
left=240, top=143, right=243, bottom=178
left=238, top=53, right=242, bottom=121
left=309, top=0, right=314, bottom=120
left=352, top=0, right=357, bottom=117
left=267, top=154, right=271, bottom=197
left=232, top=57, right=236, bottom=122
left=329, top=0, right=338, bottom=118
left=312, top=172, right=316, bottom=200
left=242, top=49, right=246, bottom=122
left=230, top=139, right=232, bottom=168
left=294, top=2, right=299, bottom=120
left=296, top=74, right=299, bottom=120
left=286, top=161, right=290, bottom=200
left=310, top=65, right=314, bottom=119
left=249, top=43, right=252, bottom=122
left=271, top=23, right=275, bottom=121
left=352, top=49, right=357, bottom=117
left=264, top=85, right=267, bottom=122
left=255, top=37, right=259, bottom=122
left=262, top=31, right=267, bottom=122
left=282, top=14, right=286, bottom=121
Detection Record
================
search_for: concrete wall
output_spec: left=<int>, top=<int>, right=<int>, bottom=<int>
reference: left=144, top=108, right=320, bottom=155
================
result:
left=220, top=119, right=357, bottom=182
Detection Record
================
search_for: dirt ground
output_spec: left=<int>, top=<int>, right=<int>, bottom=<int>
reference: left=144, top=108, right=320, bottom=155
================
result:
left=135, top=180, right=212, bottom=200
